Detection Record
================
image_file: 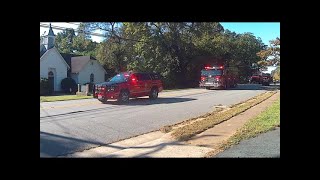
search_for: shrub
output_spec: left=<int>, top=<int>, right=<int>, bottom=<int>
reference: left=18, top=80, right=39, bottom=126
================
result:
left=61, top=77, right=77, bottom=94
left=40, top=77, right=49, bottom=95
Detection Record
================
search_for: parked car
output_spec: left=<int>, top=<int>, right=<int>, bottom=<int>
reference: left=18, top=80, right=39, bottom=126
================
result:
left=261, top=73, right=272, bottom=86
left=249, top=72, right=272, bottom=86
left=249, top=73, right=262, bottom=84
left=94, top=72, right=163, bottom=103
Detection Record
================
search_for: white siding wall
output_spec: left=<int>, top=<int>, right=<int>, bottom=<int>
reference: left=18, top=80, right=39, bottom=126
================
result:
left=71, top=74, right=78, bottom=84
left=77, top=60, right=106, bottom=85
left=40, top=49, right=68, bottom=91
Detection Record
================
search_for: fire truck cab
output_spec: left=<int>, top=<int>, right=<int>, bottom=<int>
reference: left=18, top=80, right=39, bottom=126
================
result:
left=199, top=65, right=238, bottom=90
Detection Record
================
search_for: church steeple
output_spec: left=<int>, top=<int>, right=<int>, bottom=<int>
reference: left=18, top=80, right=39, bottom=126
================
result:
left=48, top=23, right=55, bottom=36
left=43, top=23, right=56, bottom=50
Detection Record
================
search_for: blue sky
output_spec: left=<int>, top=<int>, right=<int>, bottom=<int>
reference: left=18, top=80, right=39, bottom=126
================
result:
left=40, top=22, right=280, bottom=45
left=221, top=22, right=280, bottom=45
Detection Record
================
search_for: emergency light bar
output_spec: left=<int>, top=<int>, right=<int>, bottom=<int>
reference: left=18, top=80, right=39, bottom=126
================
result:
left=205, top=66, right=224, bottom=69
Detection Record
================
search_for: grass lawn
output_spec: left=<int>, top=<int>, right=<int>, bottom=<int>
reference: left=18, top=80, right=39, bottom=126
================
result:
left=205, top=96, right=280, bottom=157
left=170, top=91, right=277, bottom=141
left=40, top=95, right=93, bottom=102
left=219, top=97, right=280, bottom=150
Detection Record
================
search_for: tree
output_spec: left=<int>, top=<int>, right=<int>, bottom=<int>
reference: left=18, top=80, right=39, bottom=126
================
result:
left=77, top=23, right=92, bottom=39
left=271, top=66, right=280, bottom=81
left=96, top=37, right=128, bottom=73
left=55, top=28, right=76, bottom=53
left=84, top=22, right=266, bottom=88
left=72, top=35, right=98, bottom=57
left=257, top=37, right=280, bottom=66
left=55, top=26, right=98, bottom=57
left=232, top=32, right=266, bottom=78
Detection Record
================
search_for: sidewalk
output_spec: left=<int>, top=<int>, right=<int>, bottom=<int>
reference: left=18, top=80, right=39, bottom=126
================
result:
left=64, top=91, right=280, bottom=158
left=214, top=127, right=280, bottom=158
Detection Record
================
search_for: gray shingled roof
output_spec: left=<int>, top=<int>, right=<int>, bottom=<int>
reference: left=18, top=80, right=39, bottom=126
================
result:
left=60, top=53, right=81, bottom=68
left=40, top=44, right=47, bottom=58
left=71, top=56, right=95, bottom=73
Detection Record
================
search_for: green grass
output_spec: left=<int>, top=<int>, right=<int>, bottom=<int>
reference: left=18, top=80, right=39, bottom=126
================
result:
left=221, top=98, right=280, bottom=149
left=205, top=97, right=280, bottom=157
left=40, top=95, right=93, bottom=102
left=171, top=91, right=277, bottom=141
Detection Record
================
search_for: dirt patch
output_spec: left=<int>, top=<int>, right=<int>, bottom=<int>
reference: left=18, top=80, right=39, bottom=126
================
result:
left=160, top=126, right=173, bottom=133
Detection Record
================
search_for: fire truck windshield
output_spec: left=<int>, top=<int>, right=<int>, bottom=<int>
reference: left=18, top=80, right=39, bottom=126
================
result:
left=201, top=69, right=223, bottom=76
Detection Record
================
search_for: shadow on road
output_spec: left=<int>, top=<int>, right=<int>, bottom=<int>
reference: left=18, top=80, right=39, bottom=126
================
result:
left=40, top=131, right=110, bottom=157
left=41, top=97, right=197, bottom=119
left=40, top=131, right=185, bottom=158
left=104, top=97, right=197, bottom=106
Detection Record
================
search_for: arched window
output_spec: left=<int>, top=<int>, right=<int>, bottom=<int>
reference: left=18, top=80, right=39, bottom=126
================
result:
left=90, top=73, right=94, bottom=83
left=48, top=71, right=54, bottom=93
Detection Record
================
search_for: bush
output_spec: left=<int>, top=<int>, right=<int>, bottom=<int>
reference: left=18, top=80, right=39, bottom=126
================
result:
left=61, top=78, right=77, bottom=94
left=40, top=77, right=49, bottom=95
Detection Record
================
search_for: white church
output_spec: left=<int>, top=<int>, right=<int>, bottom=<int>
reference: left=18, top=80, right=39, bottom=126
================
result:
left=40, top=24, right=107, bottom=92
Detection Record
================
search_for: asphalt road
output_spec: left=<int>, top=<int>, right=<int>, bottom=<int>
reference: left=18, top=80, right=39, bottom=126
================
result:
left=40, top=84, right=277, bottom=157
left=215, top=128, right=280, bottom=158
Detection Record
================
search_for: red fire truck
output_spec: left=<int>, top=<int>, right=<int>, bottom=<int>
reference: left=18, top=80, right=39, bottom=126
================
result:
left=199, top=65, right=238, bottom=90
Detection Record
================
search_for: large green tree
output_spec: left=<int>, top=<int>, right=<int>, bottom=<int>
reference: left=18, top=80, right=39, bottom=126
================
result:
left=82, top=22, right=265, bottom=88
left=232, top=32, right=266, bottom=78
left=257, top=37, right=280, bottom=66
left=55, top=24, right=98, bottom=57
left=55, top=28, right=75, bottom=53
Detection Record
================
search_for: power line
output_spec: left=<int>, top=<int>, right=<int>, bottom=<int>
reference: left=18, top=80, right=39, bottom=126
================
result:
left=70, top=22, right=101, bottom=31
left=66, top=22, right=81, bottom=25
left=40, top=24, right=107, bottom=38
left=40, top=23, right=146, bottom=43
